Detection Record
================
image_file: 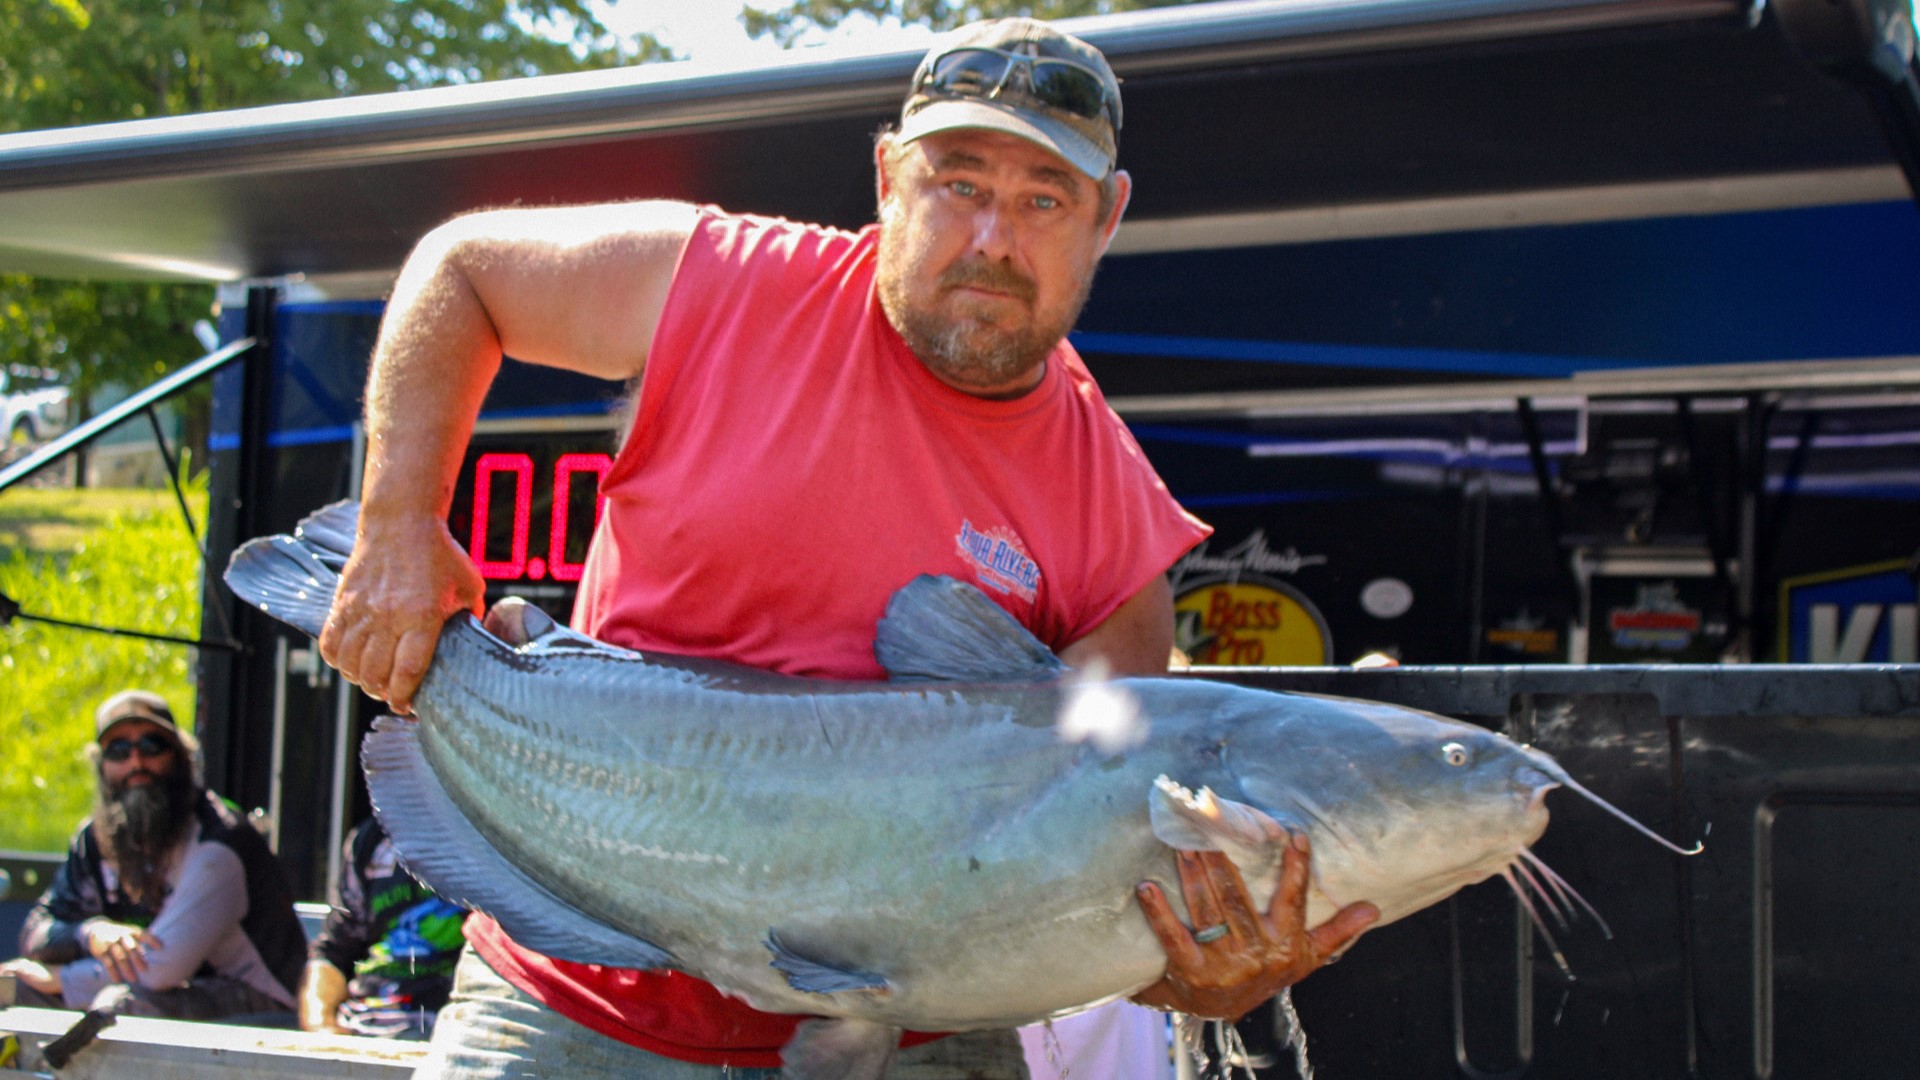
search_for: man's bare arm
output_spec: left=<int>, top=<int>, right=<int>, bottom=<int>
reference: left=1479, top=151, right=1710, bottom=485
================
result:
left=298, top=960, right=350, bottom=1033
left=321, top=200, right=700, bottom=712
left=1058, top=575, right=1175, bottom=676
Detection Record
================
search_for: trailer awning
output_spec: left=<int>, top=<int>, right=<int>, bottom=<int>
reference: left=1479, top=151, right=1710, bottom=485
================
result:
left=0, top=0, right=1909, bottom=286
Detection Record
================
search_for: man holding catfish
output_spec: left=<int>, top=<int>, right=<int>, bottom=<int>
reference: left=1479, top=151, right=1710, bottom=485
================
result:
left=319, top=16, right=1376, bottom=1078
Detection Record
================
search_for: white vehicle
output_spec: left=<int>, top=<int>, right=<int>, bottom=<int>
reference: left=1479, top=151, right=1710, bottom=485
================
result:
left=0, top=364, right=70, bottom=455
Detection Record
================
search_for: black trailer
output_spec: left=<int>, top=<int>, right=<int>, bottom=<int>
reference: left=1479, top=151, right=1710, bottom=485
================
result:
left=3, top=1, right=1918, bottom=1075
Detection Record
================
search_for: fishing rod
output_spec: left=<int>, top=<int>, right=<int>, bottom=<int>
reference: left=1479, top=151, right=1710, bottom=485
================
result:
left=0, top=590, right=242, bottom=653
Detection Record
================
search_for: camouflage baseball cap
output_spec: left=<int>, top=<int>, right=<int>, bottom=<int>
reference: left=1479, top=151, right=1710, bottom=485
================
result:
left=898, top=17, right=1122, bottom=180
left=95, top=689, right=179, bottom=740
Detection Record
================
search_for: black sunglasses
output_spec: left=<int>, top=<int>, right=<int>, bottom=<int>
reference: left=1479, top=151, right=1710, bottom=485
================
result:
left=917, top=46, right=1121, bottom=131
left=101, top=732, right=176, bottom=763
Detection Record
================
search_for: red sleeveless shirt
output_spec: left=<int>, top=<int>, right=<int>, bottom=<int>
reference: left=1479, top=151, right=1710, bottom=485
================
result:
left=464, top=208, right=1210, bottom=1067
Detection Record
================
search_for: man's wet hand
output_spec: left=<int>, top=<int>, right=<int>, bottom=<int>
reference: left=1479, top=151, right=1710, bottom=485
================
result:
left=318, top=515, right=483, bottom=714
left=1132, top=831, right=1378, bottom=1022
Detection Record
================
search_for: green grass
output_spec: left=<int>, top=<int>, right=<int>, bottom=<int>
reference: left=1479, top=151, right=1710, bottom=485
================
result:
left=0, top=478, right=207, bottom=853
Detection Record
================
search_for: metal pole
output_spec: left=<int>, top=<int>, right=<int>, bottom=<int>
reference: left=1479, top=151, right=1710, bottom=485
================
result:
left=269, top=637, right=290, bottom=854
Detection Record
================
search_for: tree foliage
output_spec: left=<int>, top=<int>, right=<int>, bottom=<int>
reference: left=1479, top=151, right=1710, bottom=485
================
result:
left=0, top=279, right=210, bottom=408
left=0, top=0, right=668, bottom=410
left=1, top=0, right=670, bottom=131
left=743, top=0, right=1214, bottom=45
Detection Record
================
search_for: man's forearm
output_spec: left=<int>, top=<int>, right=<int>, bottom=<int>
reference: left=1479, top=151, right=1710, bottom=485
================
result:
left=320, top=205, right=700, bottom=710
left=20, top=847, right=106, bottom=964
left=298, top=960, right=351, bottom=1032
left=357, top=199, right=695, bottom=524
left=18, top=909, right=90, bottom=965
left=131, top=844, right=249, bottom=990
left=317, top=224, right=522, bottom=710
left=361, top=228, right=506, bottom=530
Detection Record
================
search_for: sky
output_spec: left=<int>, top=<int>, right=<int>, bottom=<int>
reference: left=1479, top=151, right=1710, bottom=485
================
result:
left=588, top=1, right=937, bottom=65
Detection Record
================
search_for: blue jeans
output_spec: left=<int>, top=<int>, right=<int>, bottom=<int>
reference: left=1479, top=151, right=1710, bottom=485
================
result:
left=414, top=947, right=1030, bottom=1079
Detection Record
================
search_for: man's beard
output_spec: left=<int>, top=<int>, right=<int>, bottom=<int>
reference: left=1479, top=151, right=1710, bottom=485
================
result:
left=876, top=219, right=1094, bottom=394
left=95, top=755, right=198, bottom=906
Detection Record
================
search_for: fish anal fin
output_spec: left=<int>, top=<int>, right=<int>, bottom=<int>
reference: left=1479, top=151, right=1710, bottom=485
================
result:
left=1148, top=775, right=1291, bottom=890
left=874, top=575, right=1066, bottom=683
left=765, top=930, right=891, bottom=995
left=781, top=1017, right=901, bottom=1080
left=364, top=716, right=674, bottom=972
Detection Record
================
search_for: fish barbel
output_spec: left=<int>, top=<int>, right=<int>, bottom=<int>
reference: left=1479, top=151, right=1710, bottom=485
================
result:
left=225, top=500, right=1693, bottom=1079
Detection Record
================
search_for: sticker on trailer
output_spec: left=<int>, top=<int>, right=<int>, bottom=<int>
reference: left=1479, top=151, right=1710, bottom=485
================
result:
left=1778, top=560, right=1918, bottom=663
left=1170, top=531, right=1332, bottom=666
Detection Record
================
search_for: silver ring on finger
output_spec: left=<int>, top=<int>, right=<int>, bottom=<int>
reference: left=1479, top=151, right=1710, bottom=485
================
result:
left=1193, top=923, right=1230, bottom=944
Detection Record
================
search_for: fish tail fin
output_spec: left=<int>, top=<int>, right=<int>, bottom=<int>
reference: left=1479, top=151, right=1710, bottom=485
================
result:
left=781, top=1018, right=901, bottom=1080
left=222, top=499, right=361, bottom=637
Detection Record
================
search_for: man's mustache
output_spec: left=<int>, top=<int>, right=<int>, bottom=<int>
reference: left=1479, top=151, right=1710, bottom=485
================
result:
left=110, top=770, right=161, bottom=796
left=940, top=260, right=1037, bottom=303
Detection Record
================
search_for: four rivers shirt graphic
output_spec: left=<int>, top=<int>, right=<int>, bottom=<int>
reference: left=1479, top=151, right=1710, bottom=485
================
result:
left=956, top=520, right=1040, bottom=603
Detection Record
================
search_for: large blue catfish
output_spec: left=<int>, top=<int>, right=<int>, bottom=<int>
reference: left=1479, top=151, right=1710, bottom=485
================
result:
left=225, top=501, right=1689, bottom=1079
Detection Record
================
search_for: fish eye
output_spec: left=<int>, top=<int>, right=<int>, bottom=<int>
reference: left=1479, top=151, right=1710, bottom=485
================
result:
left=1441, top=742, right=1470, bottom=767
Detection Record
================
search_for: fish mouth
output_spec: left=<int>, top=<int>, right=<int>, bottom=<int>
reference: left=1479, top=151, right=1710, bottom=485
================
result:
left=1516, top=764, right=1560, bottom=813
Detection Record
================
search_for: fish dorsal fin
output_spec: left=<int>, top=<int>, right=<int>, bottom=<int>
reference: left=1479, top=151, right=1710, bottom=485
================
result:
left=1149, top=775, right=1291, bottom=880
left=874, top=575, right=1067, bottom=683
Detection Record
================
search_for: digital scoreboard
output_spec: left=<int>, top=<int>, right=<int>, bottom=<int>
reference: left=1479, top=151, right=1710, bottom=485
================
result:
left=444, top=420, right=622, bottom=620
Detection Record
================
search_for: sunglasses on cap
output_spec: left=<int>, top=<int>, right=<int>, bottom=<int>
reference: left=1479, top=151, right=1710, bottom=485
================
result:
left=915, top=46, right=1122, bottom=131
left=101, top=732, right=176, bottom=763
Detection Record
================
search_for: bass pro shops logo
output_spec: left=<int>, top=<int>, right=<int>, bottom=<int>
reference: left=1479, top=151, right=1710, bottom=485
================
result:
left=1170, top=531, right=1332, bottom=666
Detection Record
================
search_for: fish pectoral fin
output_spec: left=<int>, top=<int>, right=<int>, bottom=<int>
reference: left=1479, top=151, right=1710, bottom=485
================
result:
left=1148, top=775, right=1291, bottom=872
left=765, top=931, right=892, bottom=995
left=781, top=1017, right=902, bottom=1080
left=874, top=575, right=1067, bottom=683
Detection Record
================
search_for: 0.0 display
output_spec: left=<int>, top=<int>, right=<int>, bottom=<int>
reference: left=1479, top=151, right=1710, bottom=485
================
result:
left=445, top=432, right=617, bottom=591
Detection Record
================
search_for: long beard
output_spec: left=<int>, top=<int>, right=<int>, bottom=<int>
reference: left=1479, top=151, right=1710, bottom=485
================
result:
left=876, top=215, right=1094, bottom=394
left=95, top=761, right=197, bottom=906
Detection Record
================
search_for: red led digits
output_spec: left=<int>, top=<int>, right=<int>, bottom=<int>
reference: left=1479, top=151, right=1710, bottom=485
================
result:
left=549, top=453, right=613, bottom=582
left=470, top=453, right=534, bottom=579
left=465, top=449, right=614, bottom=582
